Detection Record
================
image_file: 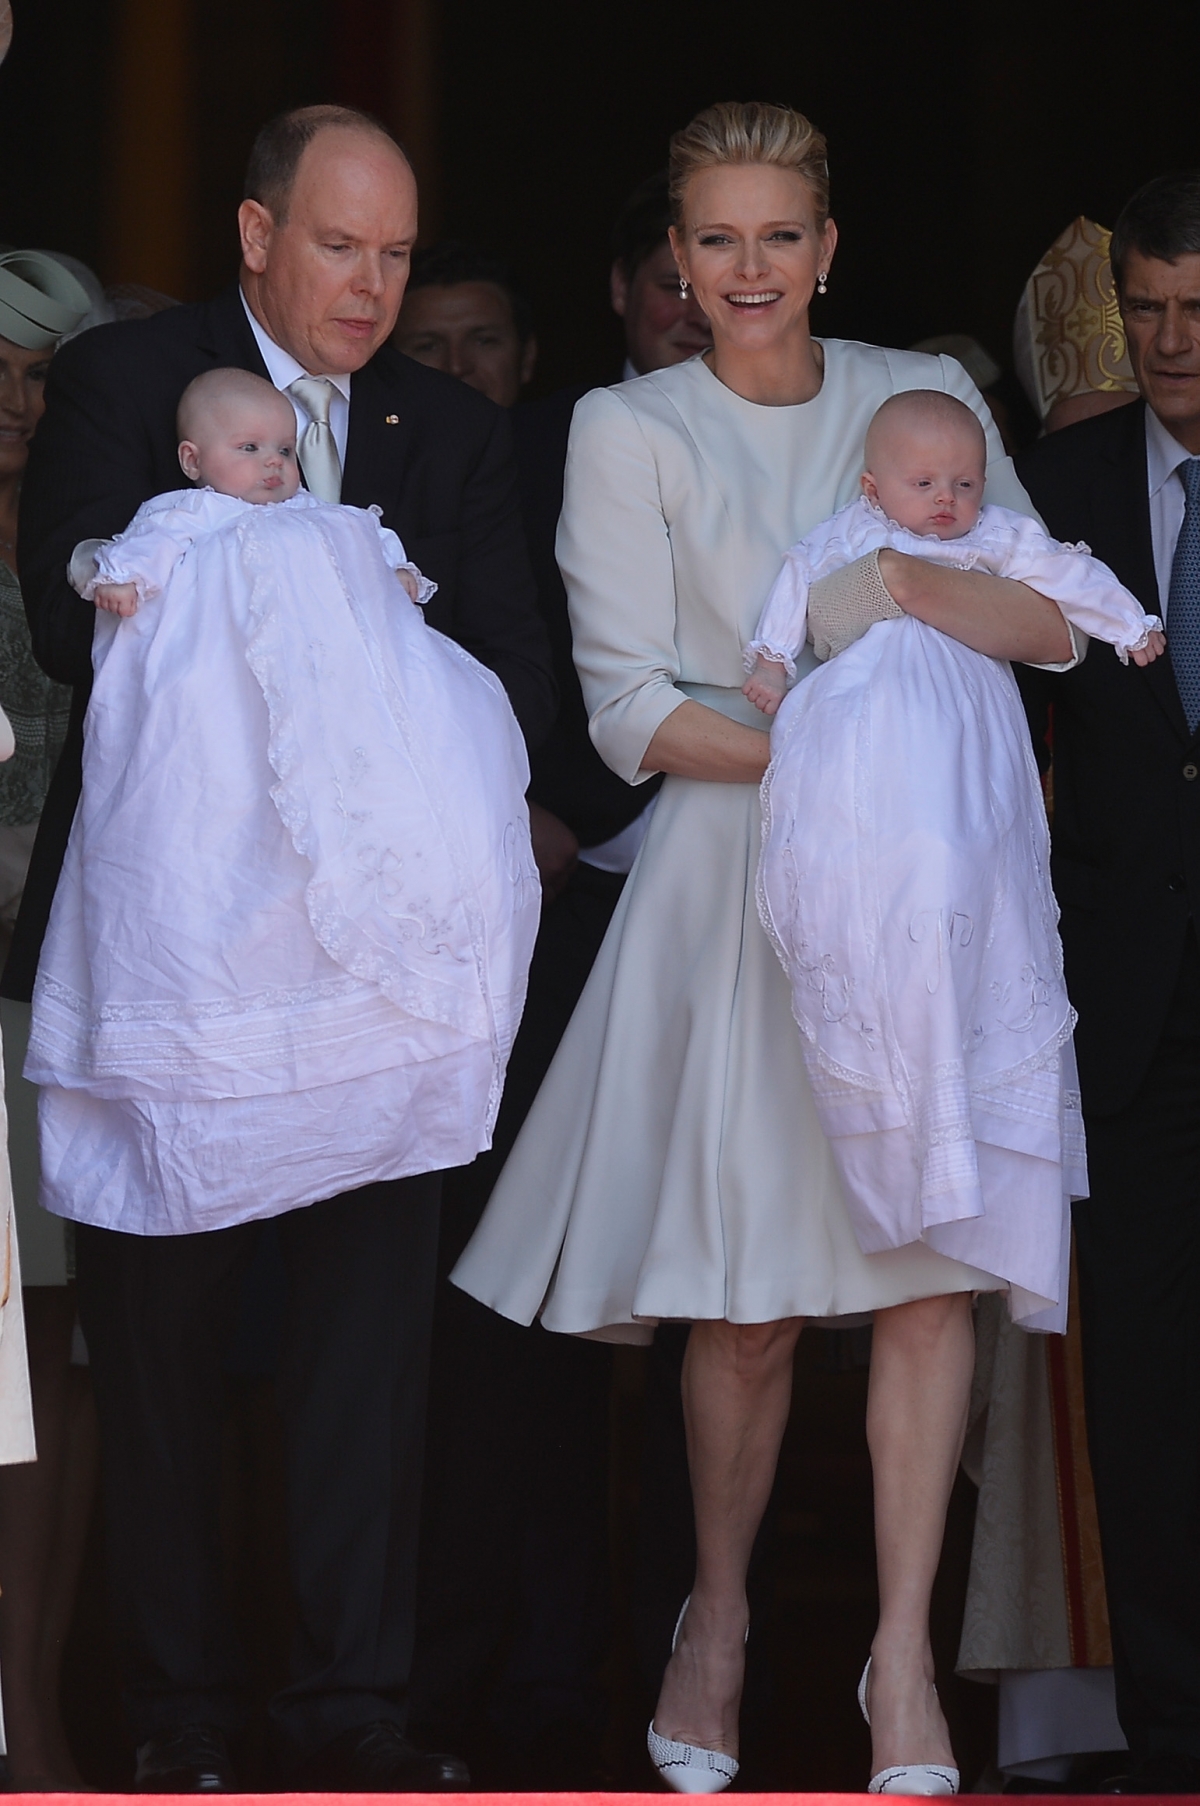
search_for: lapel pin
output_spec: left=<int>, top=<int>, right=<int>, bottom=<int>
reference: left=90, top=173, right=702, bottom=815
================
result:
left=385, top=414, right=399, bottom=425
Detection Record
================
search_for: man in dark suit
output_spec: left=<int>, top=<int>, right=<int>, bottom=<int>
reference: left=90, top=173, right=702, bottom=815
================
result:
left=8, top=105, right=553, bottom=1794
left=1015, top=170, right=1200, bottom=1794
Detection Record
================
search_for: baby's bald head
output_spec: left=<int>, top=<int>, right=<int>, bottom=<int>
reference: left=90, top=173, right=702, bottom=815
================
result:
left=862, top=389, right=988, bottom=541
left=176, top=367, right=300, bottom=505
left=177, top=367, right=293, bottom=443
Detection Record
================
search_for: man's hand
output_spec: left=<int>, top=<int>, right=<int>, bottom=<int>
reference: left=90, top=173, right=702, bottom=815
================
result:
left=1130, top=628, right=1166, bottom=667
left=743, top=655, right=788, bottom=715
left=93, top=581, right=139, bottom=618
left=528, top=800, right=578, bottom=904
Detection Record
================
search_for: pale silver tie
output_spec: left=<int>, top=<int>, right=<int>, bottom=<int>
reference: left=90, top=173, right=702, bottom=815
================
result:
left=287, top=375, right=342, bottom=502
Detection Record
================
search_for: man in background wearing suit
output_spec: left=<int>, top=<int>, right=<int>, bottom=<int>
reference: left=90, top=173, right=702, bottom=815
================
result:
left=1015, top=171, right=1200, bottom=1794
left=9, top=105, right=553, bottom=1794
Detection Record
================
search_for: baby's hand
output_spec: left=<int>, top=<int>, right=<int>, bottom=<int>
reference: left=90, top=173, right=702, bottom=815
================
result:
left=396, top=566, right=420, bottom=603
left=1129, top=628, right=1166, bottom=667
left=742, top=655, right=788, bottom=716
left=93, top=581, right=140, bottom=618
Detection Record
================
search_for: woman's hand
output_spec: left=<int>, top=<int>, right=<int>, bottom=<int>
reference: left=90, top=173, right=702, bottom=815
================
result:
left=877, top=550, right=1073, bottom=665
left=641, top=699, right=771, bottom=784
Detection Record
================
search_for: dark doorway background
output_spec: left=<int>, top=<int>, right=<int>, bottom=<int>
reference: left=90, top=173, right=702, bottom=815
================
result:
left=1, top=0, right=1197, bottom=1789
left=2, top=0, right=1199, bottom=394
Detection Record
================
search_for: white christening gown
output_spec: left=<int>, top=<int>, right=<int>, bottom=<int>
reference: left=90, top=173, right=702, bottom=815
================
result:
left=752, top=500, right=1158, bottom=1329
left=452, top=346, right=1085, bottom=1341
left=28, top=488, right=540, bottom=1234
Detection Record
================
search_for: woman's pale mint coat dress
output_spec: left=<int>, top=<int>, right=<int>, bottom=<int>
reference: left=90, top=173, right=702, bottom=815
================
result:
left=453, top=342, right=1048, bottom=1342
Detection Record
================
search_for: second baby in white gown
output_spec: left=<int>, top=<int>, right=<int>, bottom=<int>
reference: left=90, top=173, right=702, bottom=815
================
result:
left=28, top=368, right=540, bottom=1234
left=744, top=389, right=1163, bottom=1331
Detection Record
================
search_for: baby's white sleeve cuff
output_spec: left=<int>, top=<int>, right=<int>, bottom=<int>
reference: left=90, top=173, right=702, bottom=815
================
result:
left=68, top=538, right=111, bottom=598
left=743, top=641, right=797, bottom=680
left=398, top=561, right=437, bottom=607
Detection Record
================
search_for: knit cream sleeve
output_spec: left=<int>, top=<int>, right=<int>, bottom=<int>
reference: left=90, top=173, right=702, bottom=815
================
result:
left=806, top=549, right=904, bottom=661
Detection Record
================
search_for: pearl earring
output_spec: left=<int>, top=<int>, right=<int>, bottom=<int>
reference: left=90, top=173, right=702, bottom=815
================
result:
left=679, top=277, right=689, bottom=299
left=817, top=271, right=828, bottom=295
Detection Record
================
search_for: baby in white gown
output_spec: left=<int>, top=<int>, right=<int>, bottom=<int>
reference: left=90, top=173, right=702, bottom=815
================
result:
left=27, top=369, right=540, bottom=1234
left=743, top=390, right=1163, bottom=1329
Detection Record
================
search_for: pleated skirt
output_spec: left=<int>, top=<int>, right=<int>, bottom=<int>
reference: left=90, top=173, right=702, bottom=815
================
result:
left=453, top=765, right=1010, bottom=1342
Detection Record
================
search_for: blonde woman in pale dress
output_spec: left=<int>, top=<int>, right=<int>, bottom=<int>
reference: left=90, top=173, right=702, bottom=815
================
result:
left=453, top=102, right=1079, bottom=1794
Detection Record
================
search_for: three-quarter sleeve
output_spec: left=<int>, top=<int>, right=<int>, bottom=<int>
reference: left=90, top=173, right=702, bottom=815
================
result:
left=556, top=388, right=687, bottom=784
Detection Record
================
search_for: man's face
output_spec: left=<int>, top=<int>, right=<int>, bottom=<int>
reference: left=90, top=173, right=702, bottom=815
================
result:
left=610, top=238, right=712, bottom=375
left=239, top=127, right=419, bottom=376
left=1120, top=249, right=1200, bottom=452
left=393, top=280, right=535, bottom=407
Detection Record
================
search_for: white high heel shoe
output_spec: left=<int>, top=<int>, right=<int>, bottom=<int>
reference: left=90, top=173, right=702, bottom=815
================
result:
left=647, top=1597, right=741, bottom=1794
left=858, top=1657, right=960, bottom=1796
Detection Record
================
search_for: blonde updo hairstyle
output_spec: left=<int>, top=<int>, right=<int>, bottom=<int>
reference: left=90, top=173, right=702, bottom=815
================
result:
left=668, top=101, right=830, bottom=228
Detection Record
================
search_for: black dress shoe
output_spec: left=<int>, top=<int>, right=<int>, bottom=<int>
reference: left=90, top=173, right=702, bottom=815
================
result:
left=306, top=1721, right=470, bottom=1791
left=1098, top=1752, right=1200, bottom=1793
left=134, top=1725, right=237, bottom=1792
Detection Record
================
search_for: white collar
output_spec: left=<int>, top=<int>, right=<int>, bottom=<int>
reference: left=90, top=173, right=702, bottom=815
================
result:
left=1144, top=404, right=1197, bottom=498
left=239, top=289, right=351, bottom=404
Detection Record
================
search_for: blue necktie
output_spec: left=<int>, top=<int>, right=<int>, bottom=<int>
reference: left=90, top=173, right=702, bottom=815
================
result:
left=1168, top=457, right=1200, bottom=735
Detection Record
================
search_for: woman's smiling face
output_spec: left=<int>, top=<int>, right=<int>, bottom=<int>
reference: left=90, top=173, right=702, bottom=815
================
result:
left=670, top=162, right=835, bottom=356
left=0, top=335, right=50, bottom=481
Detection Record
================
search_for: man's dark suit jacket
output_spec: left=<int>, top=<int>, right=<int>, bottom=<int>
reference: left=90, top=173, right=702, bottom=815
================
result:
left=1016, top=398, right=1200, bottom=1115
left=512, top=383, right=661, bottom=847
left=5, top=284, right=556, bottom=1000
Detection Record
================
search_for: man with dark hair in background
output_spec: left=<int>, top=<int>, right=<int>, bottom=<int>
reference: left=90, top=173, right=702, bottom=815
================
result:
left=393, top=240, right=538, bottom=408
left=609, top=170, right=712, bottom=378
left=401, top=180, right=709, bottom=1784
left=10, top=104, right=554, bottom=1795
left=1015, top=170, right=1200, bottom=1794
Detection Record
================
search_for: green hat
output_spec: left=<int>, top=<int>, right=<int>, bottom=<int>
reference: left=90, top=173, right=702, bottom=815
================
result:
left=0, top=250, right=92, bottom=352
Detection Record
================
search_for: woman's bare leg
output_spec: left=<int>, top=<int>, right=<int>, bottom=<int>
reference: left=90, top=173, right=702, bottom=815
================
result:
left=864, top=1291, right=974, bottom=1776
left=652, top=1316, right=803, bottom=1755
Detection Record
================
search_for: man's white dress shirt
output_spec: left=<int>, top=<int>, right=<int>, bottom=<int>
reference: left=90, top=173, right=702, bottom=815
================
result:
left=1145, top=406, right=1197, bottom=619
left=240, top=290, right=352, bottom=468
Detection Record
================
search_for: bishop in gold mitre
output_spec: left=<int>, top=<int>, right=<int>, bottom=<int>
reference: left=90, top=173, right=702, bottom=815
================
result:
left=1013, top=216, right=1139, bottom=433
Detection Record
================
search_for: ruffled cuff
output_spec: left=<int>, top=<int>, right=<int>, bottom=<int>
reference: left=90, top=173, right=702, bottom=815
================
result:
left=1111, top=615, right=1163, bottom=666
left=67, top=538, right=109, bottom=597
left=743, top=641, right=797, bottom=681
left=70, top=539, right=157, bottom=604
left=397, top=561, right=437, bottom=607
